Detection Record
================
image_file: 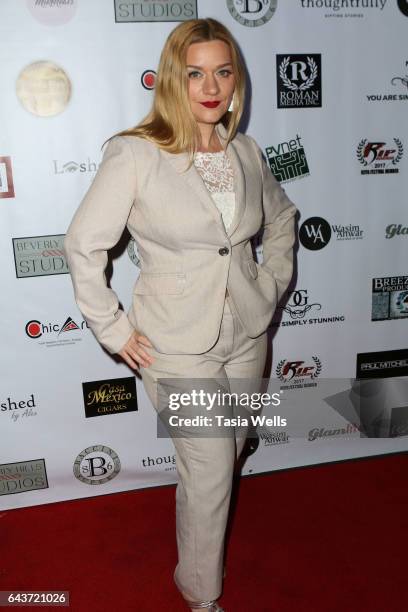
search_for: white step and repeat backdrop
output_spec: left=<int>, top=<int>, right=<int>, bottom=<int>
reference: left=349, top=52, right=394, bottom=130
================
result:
left=1, top=0, right=408, bottom=510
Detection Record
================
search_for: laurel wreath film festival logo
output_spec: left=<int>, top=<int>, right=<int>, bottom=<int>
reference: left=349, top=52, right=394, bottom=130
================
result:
left=357, top=138, right=404, bottom=174
left=277, top=54, right=322, bottom=108
left=227, top=0, right=278, bottom=27
left=276, top=357, right=322, bottom=390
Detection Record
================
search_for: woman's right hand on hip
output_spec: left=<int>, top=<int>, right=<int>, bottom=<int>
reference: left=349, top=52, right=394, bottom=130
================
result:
left=118, top=330, right=155, bottom=370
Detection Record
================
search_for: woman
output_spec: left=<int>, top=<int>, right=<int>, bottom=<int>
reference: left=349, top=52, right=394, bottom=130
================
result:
left=64, top=17, right=297, bottom=612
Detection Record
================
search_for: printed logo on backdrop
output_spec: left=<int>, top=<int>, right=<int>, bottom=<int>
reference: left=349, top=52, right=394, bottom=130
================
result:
left=332, top=223, right=363, bottom=240
left=299, top=0, right=387, bottom=18
left=73, top=445, right=121, bottom=485
left=114, top=0, right=197, bottom=22
left=276, top=54, right=322, bottom=108
left=141, top=70, right=156, bottom=90
left=227, top=0, right=278, bottom=27
left=1, top=394, right=37, bottom=423
left=271, top=289, right=346, bottom=328
left=13, top=235, right=68, bottom=278
left=308, top=423, right=362, bottom=442
left=355, top=349, right=408, bottom=438
left=385, top=224, right=408, bottom=239
left=26, top=0, right=77, bottom=26
left=367, top=60, right=408, bottom=102
left=142, top=454, right=176, bottom=472
left=259, top=430, right=290, bottom=447
left=371, top=276, right=408, bottom=321
left=299, top=217, right=331, bottom=250
left=357, top=139, right=403, bottom=174
left=16, top=61, right=71, bottom=117
left=266, top=134, right=310, bottom=183
left=356, top=348, right=408, bottom=379
left=299, top=216, right=363, bottom=249
left=82, top=377, right=138, bottom=418
left=391, top=60, right=408, bottom=91
left=389, top=405, right=408, bottom=438
left=0, top=459, right=48, bottom=496
left=127, top=237, right=141, bottom=267
left=0, top=156, right=15, bottom=199
left=25, top=316, right=89, bottom=346
left=397, top=0, right=408, bottom=16
left=276, top=357, right=322, bottom=390
left=53, top=158, right=99, bottom=175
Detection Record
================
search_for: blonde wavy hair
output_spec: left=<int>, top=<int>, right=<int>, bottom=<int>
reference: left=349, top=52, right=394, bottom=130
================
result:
left=102, top=17, right=246, bottom=168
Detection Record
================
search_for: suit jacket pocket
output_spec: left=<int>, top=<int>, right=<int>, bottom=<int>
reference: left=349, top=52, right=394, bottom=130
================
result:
left=133, top=272, right=186, bottom=295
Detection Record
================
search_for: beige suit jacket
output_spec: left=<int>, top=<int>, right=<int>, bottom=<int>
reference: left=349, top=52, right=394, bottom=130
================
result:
left=63, top=121, right=297, bottom=355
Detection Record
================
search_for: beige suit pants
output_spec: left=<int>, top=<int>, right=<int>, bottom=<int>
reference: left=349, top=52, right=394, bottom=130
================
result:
left=139, top=294, right=268, bottom=602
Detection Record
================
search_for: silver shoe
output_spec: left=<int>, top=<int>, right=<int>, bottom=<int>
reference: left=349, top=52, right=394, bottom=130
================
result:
left=173, top=570, right=225, bottom=610
left=184, top=599, right=224, bottom=611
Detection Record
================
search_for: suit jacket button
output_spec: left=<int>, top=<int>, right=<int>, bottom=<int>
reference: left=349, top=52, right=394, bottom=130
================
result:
left=218, top=247, right=229, bottom=256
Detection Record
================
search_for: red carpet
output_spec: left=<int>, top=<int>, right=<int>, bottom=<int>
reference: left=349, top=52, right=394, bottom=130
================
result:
left=2, top=452, right=407, bottom=611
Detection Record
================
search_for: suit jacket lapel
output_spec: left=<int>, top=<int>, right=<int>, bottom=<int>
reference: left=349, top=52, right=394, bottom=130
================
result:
left=160, top=121, right=246, bottom=239
left=217, top=122, right=246, bottom=238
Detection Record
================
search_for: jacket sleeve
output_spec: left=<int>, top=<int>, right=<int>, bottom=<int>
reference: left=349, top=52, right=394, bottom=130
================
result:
left=247, top=135, right=298, bottom=303
left=63, top=135, right=137, bottom=355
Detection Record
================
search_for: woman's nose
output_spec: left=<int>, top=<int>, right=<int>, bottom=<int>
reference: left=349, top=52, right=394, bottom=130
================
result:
left=202, top=74, right=220, bottom=95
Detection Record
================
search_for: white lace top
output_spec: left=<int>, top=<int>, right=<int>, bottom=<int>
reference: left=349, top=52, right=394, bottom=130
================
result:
left=193, top=150, right=236, bottom=232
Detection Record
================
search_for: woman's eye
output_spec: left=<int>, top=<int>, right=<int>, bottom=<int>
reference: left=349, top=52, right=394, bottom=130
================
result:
left=187, top=70, right=232, bottom=79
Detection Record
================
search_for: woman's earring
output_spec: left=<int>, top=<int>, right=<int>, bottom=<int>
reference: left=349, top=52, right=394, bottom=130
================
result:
left=228, top=96, right=234, bottom=112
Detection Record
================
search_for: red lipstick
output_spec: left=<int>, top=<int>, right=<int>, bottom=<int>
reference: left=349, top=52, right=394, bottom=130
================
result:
left=200, top=101, right=221, bottom=108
